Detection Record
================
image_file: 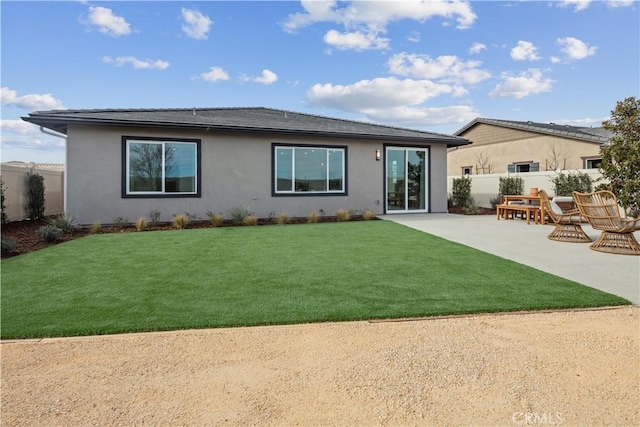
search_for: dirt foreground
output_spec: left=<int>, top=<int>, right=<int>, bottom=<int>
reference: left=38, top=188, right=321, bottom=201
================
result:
left=2, top=306, right=638, bottom=426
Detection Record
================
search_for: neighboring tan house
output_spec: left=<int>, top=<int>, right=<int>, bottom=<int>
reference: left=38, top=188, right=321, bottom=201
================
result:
left=22, top=107, right=469, bottom=224
left=448, top=118, right=611, bottom=176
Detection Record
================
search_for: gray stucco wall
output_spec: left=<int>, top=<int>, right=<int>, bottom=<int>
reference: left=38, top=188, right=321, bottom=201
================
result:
left=66, top=125, right=450, bottom=224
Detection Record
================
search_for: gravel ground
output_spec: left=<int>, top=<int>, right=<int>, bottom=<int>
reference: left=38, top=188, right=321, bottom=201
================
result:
left=1, top=306, right=638, bottom=426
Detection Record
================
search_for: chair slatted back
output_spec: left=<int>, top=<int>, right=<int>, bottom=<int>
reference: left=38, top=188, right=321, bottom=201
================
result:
left=573, top=191, right=623, bottom=231
left=538, top=189, right=560, bottom=222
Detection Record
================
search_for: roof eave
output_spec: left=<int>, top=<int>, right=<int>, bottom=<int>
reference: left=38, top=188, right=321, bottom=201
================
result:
left=23, top=116, right=469, bottom=146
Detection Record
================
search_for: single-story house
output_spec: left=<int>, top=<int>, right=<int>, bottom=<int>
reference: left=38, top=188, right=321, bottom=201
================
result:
left=23, top=107, right=469, bottom=224
left=448, top=118, right=611, bottom=176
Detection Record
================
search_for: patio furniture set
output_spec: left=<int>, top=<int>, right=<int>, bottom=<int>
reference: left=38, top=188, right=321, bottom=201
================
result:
left=497, top=190, right=640, bottom=256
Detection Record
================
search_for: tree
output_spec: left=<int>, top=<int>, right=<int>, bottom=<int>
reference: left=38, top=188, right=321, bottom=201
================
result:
left=545, top=142, right=569, bottom=171
left=600, top=96, right=640, bottom=217
left=474, top=150, right=492, bottom=174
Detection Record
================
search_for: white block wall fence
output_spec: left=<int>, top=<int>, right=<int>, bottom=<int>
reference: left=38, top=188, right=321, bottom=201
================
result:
left=447, top=169, right=604, bottom=208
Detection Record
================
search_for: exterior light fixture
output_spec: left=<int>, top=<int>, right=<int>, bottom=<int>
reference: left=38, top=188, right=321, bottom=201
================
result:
left=375, top=149, right=381, bottom=161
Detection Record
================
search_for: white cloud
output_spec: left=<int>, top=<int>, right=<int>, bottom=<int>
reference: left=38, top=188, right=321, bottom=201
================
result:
left=307, top=77, right=457, bottom=111
left=511, top=41, right=540, bottom=61
left=407, top=31, right=421, bottom=43
left=241, top=69, right=278, bottom=85
left=489, top=69, right=554, bottom=99
left=323, top=29, right=390, bottom=51
left=606, top=0, right=634, bottom=7
left=556, top=0, right=592, bottom=11
left=557, top=37, right=597, bottom=60
left=387, top=53, right=491, bottom=85
left=86, top=6, right=131, bottom=37
left=469, top=42, right=487, bottom=54
left=0, top=119, right=65, bottom=151
left=550, top=56, right=561, bottom=64
left=200, top=66, right=230, bottom=82
left=1, top=87, right=64, bottom=110
left=181, top=8, right=212, bottom=40
left=102, top=56, right=170, bottom=70
left=365, top=105, right=480, bottom=127
left=284, top=0, right=477, bottom=50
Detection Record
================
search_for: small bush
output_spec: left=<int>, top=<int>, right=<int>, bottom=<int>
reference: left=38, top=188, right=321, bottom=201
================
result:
left=463, top=196, right=481, bottom=214
left=451, top=176, right=472, bottom=207
left=27, top=172, right=46, bottom=220
left=48, top=213, right=76, bottom=232
left=172, top=214, right=190, bottom=229
left=36, top=225, right=62, bottom=242
left=550, top=171, right=593, bottom=197
left=149, top=209, right=161, bottom=225
left=277, top=212, right=289, bottom=225
left=244, top=215, right=258, bottom=226
left=336, top=209, right=350, bottom=222
left=362, top=210, right=376, bottom=220
left=1, top=177, right=8, bottom=225
left=207, top=211, right=225, bottom=227
left=489, top=194, right=503, bottom=208
left=307, top=210, right=319, bottom=223
left=184, top=212, right=199, bottom=223
left=113, top=217, right=129, bottom=230
left=135, top=217, right=147, bottom=231
left=229, top=205, right=251, bottom=225
left=499, top=176, right=524, bottom=197
left=1, top=235, right=16, bottom=255
left=268, top=210, right=277, bottom=224
left=90, top=222, right=102, bottom=234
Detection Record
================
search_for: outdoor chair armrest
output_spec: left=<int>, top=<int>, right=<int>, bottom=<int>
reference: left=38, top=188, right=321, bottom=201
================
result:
left=619, top=217, right=640, bottom=233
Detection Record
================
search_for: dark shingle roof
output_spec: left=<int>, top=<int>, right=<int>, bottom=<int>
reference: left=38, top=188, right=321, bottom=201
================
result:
left=454, top=118, right=611, bottom=144
left=22, top=107, right=470, bottom=147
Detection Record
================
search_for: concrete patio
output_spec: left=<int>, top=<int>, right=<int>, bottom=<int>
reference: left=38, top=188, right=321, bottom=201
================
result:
left=381, top=213, right=640, bottom=305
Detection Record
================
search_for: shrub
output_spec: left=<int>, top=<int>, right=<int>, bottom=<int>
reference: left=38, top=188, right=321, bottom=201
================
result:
left=336, top=209, right=350, bottom=222
left=135, top=217, right=147, bottom=231
left=184, top=212, right=199, bottom=222
left=149, top=209, right=161, bottom=225
left=451, top=176, right=472, bottom=207
left=489, top=194, right=503, bottom=208
left=550, top=171, right=593, bottom=197
left=90, top=222, right=102, bottom=234
left=48, top=213, right=76, bottom=232
left=268, top=210, right=277, bottom=224
left=362, top=210, right=376, bottom=220
left=206, top=211, right=225, bottom=227
left=172, top=214, right=190, bottom=229
left=27, top=172, right=45, bottom=220
left=499, top=176, right=524, bottom=197
left=36, top=225, right=62, bottom=242
left=244, top=215, right=258, bottom=226
left=1, top=235, right=16, bottom=255
left=464, top=196, right=481, bottom=214
left=113, top=217, right=129, bottom=230
left=307, top=210, right=319, bottom=223
left=1, top=177, right=8, bottom=225
left=277, top=212, right=289, bottom=225
left=229, top=205, right=251, bottom=225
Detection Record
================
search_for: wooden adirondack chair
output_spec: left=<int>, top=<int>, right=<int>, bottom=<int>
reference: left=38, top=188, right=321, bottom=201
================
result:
left=538, top=189, right=591, bottom=242
left=573, top=190, right=640, bottom=255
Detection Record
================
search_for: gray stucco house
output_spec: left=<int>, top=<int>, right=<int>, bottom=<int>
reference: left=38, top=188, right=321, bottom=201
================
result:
left=23, top=107, right=469, bottom=224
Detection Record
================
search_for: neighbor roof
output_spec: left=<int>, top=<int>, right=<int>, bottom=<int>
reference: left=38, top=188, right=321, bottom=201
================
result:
left=454, top=118, right=611, bottom=144
left=22, top=107, right=470, bottom=147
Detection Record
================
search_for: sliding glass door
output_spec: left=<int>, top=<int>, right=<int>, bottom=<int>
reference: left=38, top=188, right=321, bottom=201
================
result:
left=386, top=147, right=428, bottom=213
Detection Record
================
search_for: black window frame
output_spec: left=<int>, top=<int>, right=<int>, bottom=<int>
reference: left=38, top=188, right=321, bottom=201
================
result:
left=271, top=143, right=348, bottom=197
left=121, top=136, right=202, bottom=199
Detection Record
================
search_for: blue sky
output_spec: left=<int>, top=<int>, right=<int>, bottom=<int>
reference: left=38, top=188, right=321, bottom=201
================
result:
left=1, top=0, right=638, bottom=164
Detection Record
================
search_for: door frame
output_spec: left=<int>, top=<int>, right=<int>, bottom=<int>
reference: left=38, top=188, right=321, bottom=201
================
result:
left=383, top=144, right=431, bottom=214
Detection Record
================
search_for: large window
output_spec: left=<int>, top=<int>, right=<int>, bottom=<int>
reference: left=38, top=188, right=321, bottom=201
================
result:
left=123, top=137, right=200, bottom=197
left=274, top=145, right=346, bottom=195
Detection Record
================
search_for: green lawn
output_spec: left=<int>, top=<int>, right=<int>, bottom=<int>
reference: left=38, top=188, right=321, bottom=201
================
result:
left=1, top=221, right=629, bottom=339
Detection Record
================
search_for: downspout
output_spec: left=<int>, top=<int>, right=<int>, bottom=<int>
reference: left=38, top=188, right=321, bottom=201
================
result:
left=39, top=126, right=68, bottom=213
